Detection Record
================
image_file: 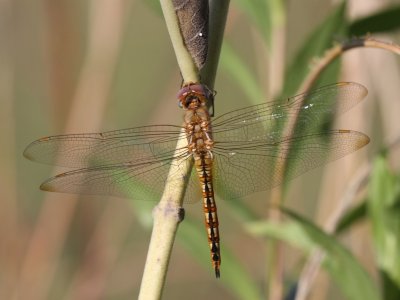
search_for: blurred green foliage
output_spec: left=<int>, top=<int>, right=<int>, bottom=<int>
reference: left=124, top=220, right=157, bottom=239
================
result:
left=7, top=1, right=400, bottom=299
left=181, top=1, right=400, bottom=299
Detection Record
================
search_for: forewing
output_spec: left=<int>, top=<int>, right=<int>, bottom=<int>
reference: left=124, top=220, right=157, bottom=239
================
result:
left=211, top=82, right=367, bottom=143
left=24, top=125, right=184, bottom=168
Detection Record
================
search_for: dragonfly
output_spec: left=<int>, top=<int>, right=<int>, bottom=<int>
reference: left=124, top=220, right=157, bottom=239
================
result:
left=24, top=82, right=370, bottom=278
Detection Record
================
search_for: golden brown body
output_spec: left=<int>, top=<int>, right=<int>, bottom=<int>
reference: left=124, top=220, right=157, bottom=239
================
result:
left=178, top=84, right=221, bottom=277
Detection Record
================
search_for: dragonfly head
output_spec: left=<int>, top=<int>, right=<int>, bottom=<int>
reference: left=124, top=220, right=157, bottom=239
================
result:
left=177, top=83, right=213, bottom=110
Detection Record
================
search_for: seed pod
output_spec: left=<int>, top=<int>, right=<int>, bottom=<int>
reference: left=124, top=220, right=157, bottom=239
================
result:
left=172, top=0, right=209, bottom=70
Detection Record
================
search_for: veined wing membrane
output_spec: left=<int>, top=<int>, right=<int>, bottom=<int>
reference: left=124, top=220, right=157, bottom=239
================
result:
left=213, top=130, right=369, bottom=200
left=23, top=125, right=183, bottom=168
left=24, top=83, right=367, bottom=168
left=211, top=82, right=367, bottom=143
left=24, top=82, right=369, bottom=203
left=40, top=153, right=203, bottom=203
left=209, top=82, right=369, bottom=200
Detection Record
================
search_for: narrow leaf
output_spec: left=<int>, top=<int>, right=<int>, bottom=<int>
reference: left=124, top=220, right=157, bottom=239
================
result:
left=381, top=269, right=400, bottom=300
left=233, top=0, right=270, bottom=41
left=368, top=155, right=400, bottom=288
left=282, top=2, right=347, bottom=96
left=220, top=42, right=265, bottom=104
left=335, top=200, right=367, bottom=234
left=349, top=6, right=400, bottom=35
left=248, top=208, right=380, bottom=300
left=179, top=218, right=261, bottom=300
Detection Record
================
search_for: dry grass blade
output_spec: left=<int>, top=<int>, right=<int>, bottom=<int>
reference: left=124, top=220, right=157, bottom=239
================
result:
left=15, top=1, right=129, bottom=299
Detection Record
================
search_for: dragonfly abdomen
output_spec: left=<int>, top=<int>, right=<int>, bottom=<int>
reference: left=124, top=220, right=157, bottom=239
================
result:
left=194, top=152, right=221, bottom=278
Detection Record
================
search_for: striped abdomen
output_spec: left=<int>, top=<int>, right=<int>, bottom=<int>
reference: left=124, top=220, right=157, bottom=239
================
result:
left=194, top=152, right=221, bottom=278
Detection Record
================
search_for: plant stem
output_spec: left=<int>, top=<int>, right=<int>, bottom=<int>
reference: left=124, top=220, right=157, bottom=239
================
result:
left=266, top=37, right=400, bottom=300
left=160, top=0, right=200, bottom=84
left=294, top=37, right=400, bottom=300
left=200, top=0, right=231, bottom=90
left=138, top=1, right=230, bottom=299
left=266, top=2, right=286, bottom=299
left=138, top=134, right=191, bottom=300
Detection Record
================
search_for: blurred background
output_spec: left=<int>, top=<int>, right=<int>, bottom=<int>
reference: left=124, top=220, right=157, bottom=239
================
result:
left=1, top=0, right=400, bottom=299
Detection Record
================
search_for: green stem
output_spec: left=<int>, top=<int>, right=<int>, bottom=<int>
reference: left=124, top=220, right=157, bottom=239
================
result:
left=200, top=0, right=231, bottom=89
left=138, top=1, right=230, bottom=299
left=160, top=0, right=199, bottom=84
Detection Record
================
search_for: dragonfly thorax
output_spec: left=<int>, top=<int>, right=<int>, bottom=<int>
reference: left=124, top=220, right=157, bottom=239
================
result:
left=178, top=83, right=215, bottom=155
left=184, top=107, right=214, bottom=155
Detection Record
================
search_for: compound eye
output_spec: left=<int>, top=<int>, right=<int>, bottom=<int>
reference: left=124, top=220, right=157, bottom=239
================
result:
left=176, top=85, right=190, bottom=99
left=189, top=84, right=205, bottom=95
left=178, top=100, right=183, bottom=108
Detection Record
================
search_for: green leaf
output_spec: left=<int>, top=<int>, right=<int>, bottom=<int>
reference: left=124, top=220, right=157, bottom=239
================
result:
left=335, top=200, right=367, bottom=234
left=368, top=155, right=400, bottom=288
left=349, top=6, right=400, bottom=36
left=278, top=3, right=346, bottom=193
left=226, top=197, right=260, bottom=223
left=178, top=218, right=262, bottom=300
left=247, top=208, right=380, bottom=300
left=381, top=269, right=400, bottom=300
left=246, top=218, right=316, bottom=251
left=233, top=0, right=286, bottom=45
left=220, top=42, right=265, bottom=104
left=233, top=0, right=271, bottom=41
left=282, top=2, right=347, bottom=96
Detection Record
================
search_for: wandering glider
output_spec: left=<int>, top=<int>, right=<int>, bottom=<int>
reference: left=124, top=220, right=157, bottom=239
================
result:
left=24, top=82, right=370, bottom=277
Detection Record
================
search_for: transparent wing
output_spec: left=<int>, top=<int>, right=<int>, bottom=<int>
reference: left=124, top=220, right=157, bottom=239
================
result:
left=209, top=83, right=369, bottom=198
left=40, top=155, right=202, bottom=203
left=210, top=82, right=369, bottom=199
left=23, top=125, right=183, bottom=168
left=24, top=83, right=366, bottom=168
left=25, top=82, right=369, bottom=202
left=211, top=82, right=367, bottom=143
left=213, top=130, right=369, bottom=200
